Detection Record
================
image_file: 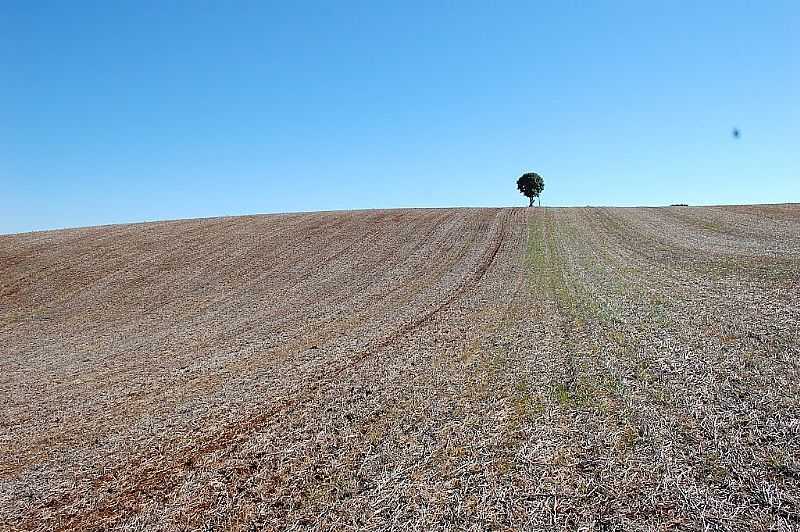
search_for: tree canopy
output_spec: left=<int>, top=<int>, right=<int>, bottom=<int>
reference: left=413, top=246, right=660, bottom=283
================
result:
left=517, top=172, right=545, bottom=207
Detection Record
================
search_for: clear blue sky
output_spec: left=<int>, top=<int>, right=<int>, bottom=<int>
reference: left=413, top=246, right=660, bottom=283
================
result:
left=3, top=1, right=798, bottom=234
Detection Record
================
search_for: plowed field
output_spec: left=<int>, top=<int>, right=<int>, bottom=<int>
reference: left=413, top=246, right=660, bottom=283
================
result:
left=2, top=205, right=799, bottom=530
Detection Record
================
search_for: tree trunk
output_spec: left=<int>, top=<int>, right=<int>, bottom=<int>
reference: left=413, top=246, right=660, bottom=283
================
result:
left=529, top=196, right=534, bottom=207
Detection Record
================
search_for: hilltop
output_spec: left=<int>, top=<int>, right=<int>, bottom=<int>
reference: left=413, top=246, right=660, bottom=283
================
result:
left=2, top=205, right=799, bottom=530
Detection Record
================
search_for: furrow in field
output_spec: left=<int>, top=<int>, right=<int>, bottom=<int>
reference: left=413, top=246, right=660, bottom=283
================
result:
left=5, top=209, right=517, bottom=531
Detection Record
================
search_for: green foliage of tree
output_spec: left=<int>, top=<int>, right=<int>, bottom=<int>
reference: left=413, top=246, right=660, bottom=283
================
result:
left=517, top=172, right=545, bottom=207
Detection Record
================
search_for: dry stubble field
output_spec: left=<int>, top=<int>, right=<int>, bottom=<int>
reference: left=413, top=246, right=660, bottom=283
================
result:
left=1, top=205, right=799, bottom=531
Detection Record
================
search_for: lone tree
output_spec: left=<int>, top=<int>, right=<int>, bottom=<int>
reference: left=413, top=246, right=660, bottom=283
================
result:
left=517, top=172, right=545, bottom=207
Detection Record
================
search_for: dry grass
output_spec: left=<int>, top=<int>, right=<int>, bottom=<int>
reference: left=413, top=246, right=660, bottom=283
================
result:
left=1, top=205, right=799, bottom=530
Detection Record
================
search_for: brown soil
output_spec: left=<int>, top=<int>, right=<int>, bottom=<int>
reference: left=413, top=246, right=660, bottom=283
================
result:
left=2, top=205, right=799, bottom=530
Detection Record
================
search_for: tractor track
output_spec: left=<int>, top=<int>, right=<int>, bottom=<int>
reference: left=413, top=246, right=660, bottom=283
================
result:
left=6, top=209, right=514, bottom=531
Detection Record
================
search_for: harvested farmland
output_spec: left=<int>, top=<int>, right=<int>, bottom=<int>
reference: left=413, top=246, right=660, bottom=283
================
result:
left=2, top=205, right=799, bottom=531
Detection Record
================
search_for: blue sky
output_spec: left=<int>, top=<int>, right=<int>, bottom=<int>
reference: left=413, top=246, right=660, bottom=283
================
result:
left=2, top=1, right=798, bottom=234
